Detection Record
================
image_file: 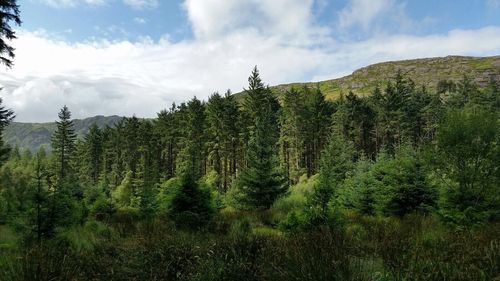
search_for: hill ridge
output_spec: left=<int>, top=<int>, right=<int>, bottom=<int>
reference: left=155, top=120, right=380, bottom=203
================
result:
left=269, top=55, right=500, bottom=99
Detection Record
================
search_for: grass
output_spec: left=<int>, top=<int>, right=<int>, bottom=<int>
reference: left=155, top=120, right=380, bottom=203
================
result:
left=0, top=225, right=18, bottom=250
left=0, top=214, right=498, bottom=281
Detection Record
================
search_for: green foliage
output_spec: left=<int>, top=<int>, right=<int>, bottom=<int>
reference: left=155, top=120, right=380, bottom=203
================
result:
left=272, top=174, right=317, bottom=215
left=0, top=98, right=15, bottom=166
left=169, top=172, right=214, bottom=230
left=111, top=171, right=136, bottom=207
left=310, top=134, right=355, bottom=220
left=237, top=67, right=285, bottom=209
left=1, top=67, right=500, bottom=280
left=436, top=107, right=500, bottom=224
left=52, top=106, right=77, bottom=182
left=0, top=193, right=8, bottom=224
left=205, top=91, right=241, bottom=192
left=340, top=146, right=437, bottom=217
left=0, top=0, right=21, bottom=68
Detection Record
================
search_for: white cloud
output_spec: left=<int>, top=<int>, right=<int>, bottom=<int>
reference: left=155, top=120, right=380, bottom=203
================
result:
left=37, top=0, right=158, bottom=9
left=183, top=0, right=329, bottom=45
left=123, top=0, right=158, bottom=9
left=2, top=1, right=500, bottom=122
left=38, top=0, right=106, bottom=8
left=335, top=0, right=425, bottom=35
left=337, top=0, right=395, bottom=31
left=134, top=17, right=147, bottom=24
left=488, top=0, right=500, bottom=8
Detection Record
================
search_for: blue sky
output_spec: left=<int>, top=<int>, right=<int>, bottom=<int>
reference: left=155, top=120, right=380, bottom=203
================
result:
left=19, top=0, right=500, bottom=42
left=2, top=0, right=500, bottom=121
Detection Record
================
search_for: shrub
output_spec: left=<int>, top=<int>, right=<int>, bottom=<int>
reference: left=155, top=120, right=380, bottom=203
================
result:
left=169, top=173, right=214, bottom=230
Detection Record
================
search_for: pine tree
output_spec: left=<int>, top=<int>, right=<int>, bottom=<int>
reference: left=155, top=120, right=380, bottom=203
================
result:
left=52, top=105, right=76, bottom=182
left=0, top=0, right=21, bottom=68
left=157, top=103, right=182, bottom=180
left=0, top=97, right=14, bottom=165
left=304, top=86, right=333, bottom=175
left=32, top=147, right=50, bottom=244
left=206, top=91, right=242, bottom=192
left=169, top=170, right=213, bottom=229
left=176, top=97, right=206, bottom=180
left=238, top=67, right=284, bottom=209
left=280, top=88, right=306, bottom=185
left=206, top=92, right=225, bottom=190
left=310, top=133, right=354, bottom=219
left=437, top=108, right=499, bottom=217
left=83, top=124, right=103, bottom=185
left=123, top=116, right=141, bottom=179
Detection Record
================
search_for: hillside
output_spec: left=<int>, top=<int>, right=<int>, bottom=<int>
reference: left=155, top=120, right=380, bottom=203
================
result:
left=4, top=115, right=123, bottom=152
left=270, top=55, right=500, bottom=100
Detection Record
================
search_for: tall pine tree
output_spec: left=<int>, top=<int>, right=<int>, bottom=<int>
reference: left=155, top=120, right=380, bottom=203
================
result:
left=237, top=67, right=284, bottom=209
left=52, top=105, right=76, bottom=182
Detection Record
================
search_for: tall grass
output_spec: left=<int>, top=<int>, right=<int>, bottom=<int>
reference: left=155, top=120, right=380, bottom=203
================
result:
left=0, top=215, right=498, bottom=281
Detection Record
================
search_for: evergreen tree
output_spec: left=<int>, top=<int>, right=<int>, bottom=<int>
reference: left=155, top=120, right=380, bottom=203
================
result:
left=436, top=108, right=499, bottom=219
left=52, top=105, right=76, bottom=182
left=0, top=0, right=21, bottom=68
left=0, top=97, right=14, bottom=165
left=169, top=170, right=213, bottom=229
left=206, top=92, right=226, bottom=190
left=83, top=124, right=103, bottom=185
left=123, top=116, right=141, bottom=179
left=380, top=147, right=437, bottom=216
left=238, top=67, right=284, bottom=209
left=310, top=133, right=354, bottom=219
left=177, top=97, right=206, bottom=180
left=334, top=91, right=375, bottom=157
left=279, top=88, right=306, bottom=184
left=31, top=148, right=50, bottom=244
left=205, top=91, right=241, bottom=192
left=157, top=103, right=181, bottom=180
left=304, top=86, right=333, bottom=174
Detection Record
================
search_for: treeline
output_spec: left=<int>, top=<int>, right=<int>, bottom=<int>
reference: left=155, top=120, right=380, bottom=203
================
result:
left=0, top=67, right=499, bottom=238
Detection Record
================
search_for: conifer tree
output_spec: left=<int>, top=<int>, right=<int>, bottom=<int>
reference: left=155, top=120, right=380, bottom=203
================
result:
left=0, top=0, right=21, bottom=68
left=238, top=67, right=284, bottom=209
left=123, top=116, right=141, bottom=179
left=206, top=90, right=241, bottom=191
left=177, top=97, right=206, bottom=180
left=310, top=133, right=354, bottom=219
left=52, top=105, right=76, bottom=182
left=0, top=97, right=14, bottom=165
left=304, top=86, right=333, bottom=175
left=83, top=124, right=103, bottom=185
left=169, top=169, right=213, bottom=229
left=280, top=88, right=306, bottom=184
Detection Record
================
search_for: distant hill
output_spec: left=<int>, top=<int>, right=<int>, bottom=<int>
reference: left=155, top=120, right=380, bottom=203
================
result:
left=259, top=55, right=500, bottom=100
left=4, top=115, right=123, bottom=152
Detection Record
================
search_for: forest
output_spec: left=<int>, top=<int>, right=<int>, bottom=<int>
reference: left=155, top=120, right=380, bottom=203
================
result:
left=0, top=65, right=499, bottom=280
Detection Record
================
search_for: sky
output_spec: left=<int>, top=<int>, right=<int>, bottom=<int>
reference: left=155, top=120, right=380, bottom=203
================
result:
left=1, top=0, right=500, bottom=122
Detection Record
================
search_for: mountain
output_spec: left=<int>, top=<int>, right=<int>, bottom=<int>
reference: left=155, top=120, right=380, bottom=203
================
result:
left=4, top=115, right=124, bottom=152
left=4, top=55, right=500, bottom=153
left=268, top=55, right=500, bottom=100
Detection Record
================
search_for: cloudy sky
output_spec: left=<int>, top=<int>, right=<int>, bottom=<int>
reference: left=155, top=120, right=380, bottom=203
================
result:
left=1, top=0, right=500, bottom=122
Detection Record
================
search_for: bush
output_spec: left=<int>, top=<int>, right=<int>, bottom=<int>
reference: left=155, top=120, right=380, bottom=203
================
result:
left=272, top=174, right=317, bottom=215
left=90, top=195, right=116, bottom=221
left=169, top=173, right=214, bottom=230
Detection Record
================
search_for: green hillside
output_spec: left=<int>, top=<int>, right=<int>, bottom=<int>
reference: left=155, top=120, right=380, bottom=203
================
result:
left=270, top=55, right=500, bottom=100
left=4, top=115, right=123, bottom=152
